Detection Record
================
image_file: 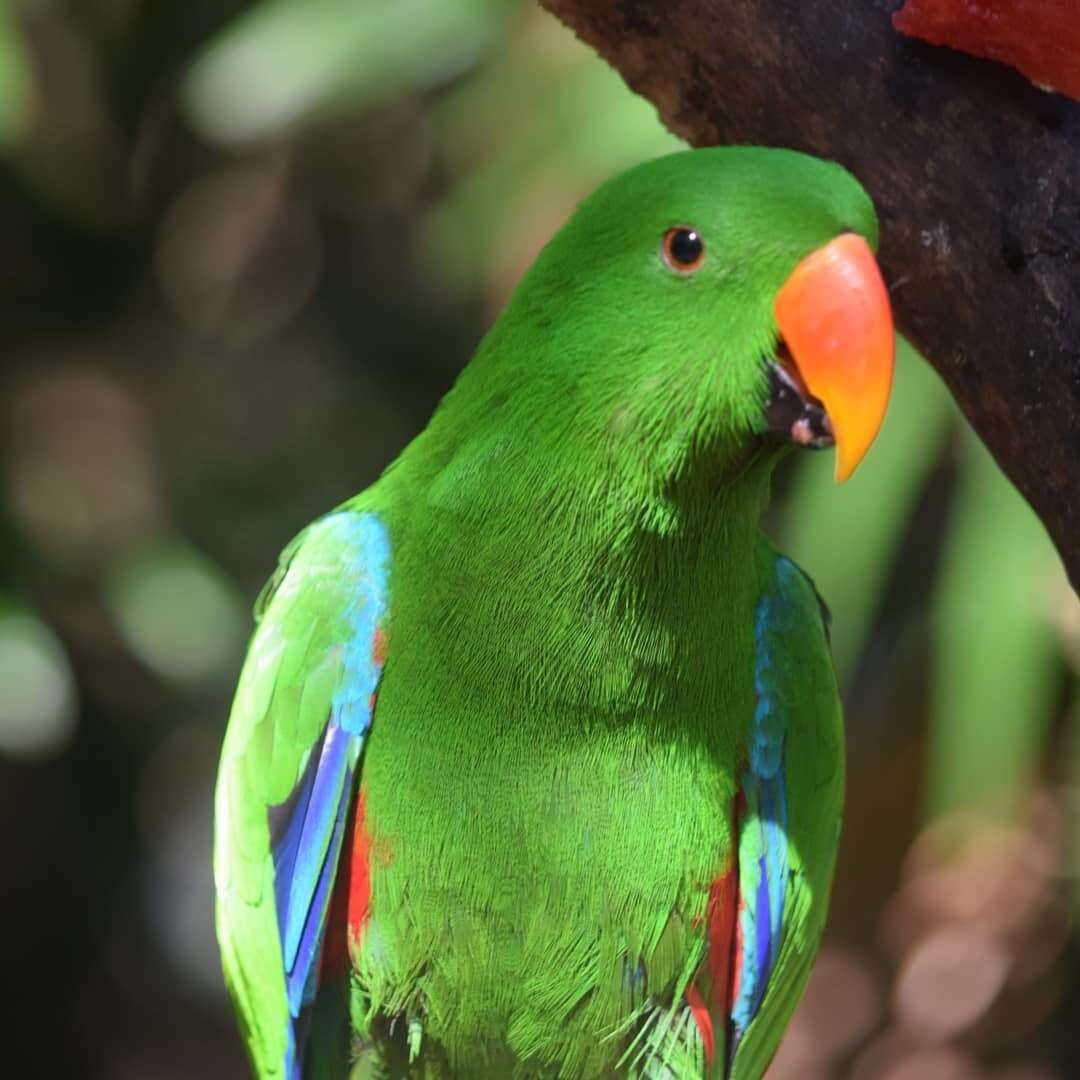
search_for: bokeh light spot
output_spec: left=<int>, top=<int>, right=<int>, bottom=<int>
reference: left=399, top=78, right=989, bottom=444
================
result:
left=894, top=925, right=1009, bottom=1040
left=106, top=543, right=244, bottom=685
left=0, top=613, right=77, bottom=759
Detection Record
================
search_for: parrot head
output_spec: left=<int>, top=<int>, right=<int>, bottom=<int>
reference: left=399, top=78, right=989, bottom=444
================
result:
left=472, top=146, right=894, bottom=491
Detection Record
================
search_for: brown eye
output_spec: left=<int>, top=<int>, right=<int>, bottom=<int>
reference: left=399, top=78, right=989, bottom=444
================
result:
left=661, top=227, right=705, bottom=273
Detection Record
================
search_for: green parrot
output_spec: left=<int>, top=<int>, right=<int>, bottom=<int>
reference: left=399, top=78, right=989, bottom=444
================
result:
left=214, top=146, right=895, bottom=1079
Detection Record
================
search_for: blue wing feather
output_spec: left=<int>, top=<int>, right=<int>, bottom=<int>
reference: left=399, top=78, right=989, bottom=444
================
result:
left=264, top=512, right=391, bottom=1078
left=283, top=722, right=353, bottom=971
left=732, top=558, right=795, bottom=1038
left=720, top=552, right=842, bottom=1079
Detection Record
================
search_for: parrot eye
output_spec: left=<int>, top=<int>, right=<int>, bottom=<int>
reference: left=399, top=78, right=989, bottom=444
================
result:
left=661, top=227, right=705, bottom=273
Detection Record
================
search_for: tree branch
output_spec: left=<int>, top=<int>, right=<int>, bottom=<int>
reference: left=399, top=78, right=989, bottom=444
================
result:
left=542, top=0, right=1080, bottom=590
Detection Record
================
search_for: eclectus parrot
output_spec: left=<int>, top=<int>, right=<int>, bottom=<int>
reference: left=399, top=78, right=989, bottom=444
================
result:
left=215, top=147, right=894, bottom=1079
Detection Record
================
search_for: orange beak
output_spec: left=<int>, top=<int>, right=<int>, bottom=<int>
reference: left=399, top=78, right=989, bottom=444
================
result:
left=773, top=233, right=895, bottom=482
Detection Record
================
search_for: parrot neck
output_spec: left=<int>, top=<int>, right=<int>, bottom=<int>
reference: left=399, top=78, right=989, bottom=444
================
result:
left=382, top=421, right=774, bottom=728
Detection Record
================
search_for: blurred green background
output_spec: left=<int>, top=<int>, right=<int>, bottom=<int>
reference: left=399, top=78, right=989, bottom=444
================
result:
left=0, top=2, right=1077, bottom=1076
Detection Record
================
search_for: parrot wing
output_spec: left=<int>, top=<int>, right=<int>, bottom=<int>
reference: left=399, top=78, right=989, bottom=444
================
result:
left=214, top=509, right=391, bottom=1080
left=704, top=553, right=843, bottom=1079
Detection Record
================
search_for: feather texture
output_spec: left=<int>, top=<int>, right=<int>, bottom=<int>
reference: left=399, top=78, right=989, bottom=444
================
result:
left=215, top=511, right=389, bottom=1078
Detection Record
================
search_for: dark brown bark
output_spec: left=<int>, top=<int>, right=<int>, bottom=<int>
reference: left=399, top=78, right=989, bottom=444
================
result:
left=542, top=0, right=1080, bottom=590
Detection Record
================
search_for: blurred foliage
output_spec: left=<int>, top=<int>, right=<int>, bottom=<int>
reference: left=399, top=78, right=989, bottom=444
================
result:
left=0, top=1, right=1076, bottom=1077
left=183, top=0, right=516, bottom=144
left=0, top=0, right=32, bottom=144
left=926, top=427, right=1064, bottom=820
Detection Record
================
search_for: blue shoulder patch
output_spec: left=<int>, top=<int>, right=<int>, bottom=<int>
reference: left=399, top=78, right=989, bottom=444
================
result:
left=330, top=513, right=391, bottom=734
